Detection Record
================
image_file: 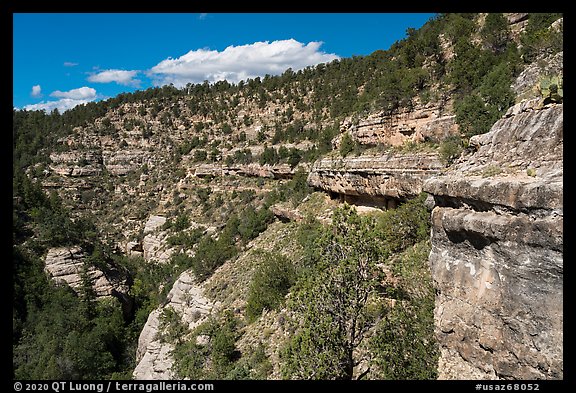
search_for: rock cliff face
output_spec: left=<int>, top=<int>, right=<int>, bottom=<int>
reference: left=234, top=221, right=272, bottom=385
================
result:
left=44, top=246, right=129, bottom=298
left=141, top=215, right=174, bottom=264
left=423, top=99, right=563, bottom=379
left=133, top=270, right=214, bottom=379
left=307, top=153, right=443, bottom=208
left=339, top=100, right=458, bottom=147
left=193, top=162, right=295, bottom=179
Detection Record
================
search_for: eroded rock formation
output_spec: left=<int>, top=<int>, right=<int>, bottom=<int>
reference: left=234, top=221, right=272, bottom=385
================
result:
left=424, top=99, right=563, bottom=379
left=307, top=153, right=444, bottom=208
left=141, top=215, right=174, bottom=264
left=44, top=246, right=129, bottom=298
left=193, top=163, right=295, bottom=179
left=133, top=270, right=214, bottom=379
left=339, top=100, right=458, bottom=147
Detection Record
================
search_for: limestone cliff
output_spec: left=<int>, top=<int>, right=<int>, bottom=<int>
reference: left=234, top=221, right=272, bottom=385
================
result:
left=307, top=153, right=443, bottom=208
left=141, top=215, right=174, bottom=264
left=339, top=100, right=458, bottom=147
left=133, top=270, right=214, bottom=379
left=44, top=246, right=129, bottom=299
left=423, top=99, right=563, bottom=379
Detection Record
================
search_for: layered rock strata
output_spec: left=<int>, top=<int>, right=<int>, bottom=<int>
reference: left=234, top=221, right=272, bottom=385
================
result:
left=423, top=99, right=563, bottom=379
left=193, top=163, right=294, bottom=179
left=44, top=246, right=129, bottom=298
left=340, top=101, right=458, bottom=147
left=307, top=153, right=444, bottom=208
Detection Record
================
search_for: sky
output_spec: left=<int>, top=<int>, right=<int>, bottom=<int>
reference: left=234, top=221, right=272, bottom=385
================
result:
left=13, top=13, right=436, bottom=113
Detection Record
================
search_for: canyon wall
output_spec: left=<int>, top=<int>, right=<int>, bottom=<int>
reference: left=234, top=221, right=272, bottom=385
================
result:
left=423, top=99, right=563, bottom=379
left=339, top=100, right=458, bottom=147
left=307, top=153, right=444, bottom=208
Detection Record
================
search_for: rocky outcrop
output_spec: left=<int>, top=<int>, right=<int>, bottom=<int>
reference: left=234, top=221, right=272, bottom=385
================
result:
left=270, top=204, right=304, bottom=222
left=307, top=153, right=444, bottom=208
left=133, top=270, right=214, bottom=380
left=512, top=51, right=563, bottom=100
left=505, top=13, right=529, bottom=25
left=423, top=99, right=563, bottom=379
left=49, top=150, right=103, bottom=177
left=44, top=246, right=129, bottom=298
left=340, top=101, right=458, bottom=147
left=48, top=146, right=150, bottom=177
left=141, top=215, right=174, bottom=264
left=194, top=163, right=294, bottom=179
left=103, top=149, right=147, bottom=176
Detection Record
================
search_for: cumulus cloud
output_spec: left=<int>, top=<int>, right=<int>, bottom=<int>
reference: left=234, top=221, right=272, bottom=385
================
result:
left=50, top=86, right=97, bottom=100
left=87, top=69, right=141, bottom=87
left=64, top=61, right=79, bottom=67
left=23, top=98, right=93, bottom=113
left=31, top=85, right=42, bottom=97
left=23, top=86, right=98, bottom=113
left=149, top=39, right=339, bottom=87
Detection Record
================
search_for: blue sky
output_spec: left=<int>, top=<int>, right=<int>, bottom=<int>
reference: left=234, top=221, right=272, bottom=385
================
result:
left=13, top=13, right=436, bottom=113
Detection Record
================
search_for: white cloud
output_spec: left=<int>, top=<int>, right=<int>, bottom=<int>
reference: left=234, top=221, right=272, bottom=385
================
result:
left=148, top=39, right=339, bottom=87
left=31, top=85, right=42, bottom=97
left=64, top=61, right=79, bottom=67
left=50, top=86, right=97, bottom=100
left=87, top=69, right=141, bottom=87
left=23, top=86, right=98, bottom=113
left=23, top=98, right=92, bottom=114
left=198, top=13, right=208, bottom=20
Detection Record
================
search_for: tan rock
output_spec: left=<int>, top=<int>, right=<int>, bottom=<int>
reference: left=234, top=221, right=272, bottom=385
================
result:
left=424, top=101, right=563, bottom=379
left=340, top=100, right=458, bottom=148
left=307, top=153, right=443, bottom=207
left=44, top=246, right=127, bottom=298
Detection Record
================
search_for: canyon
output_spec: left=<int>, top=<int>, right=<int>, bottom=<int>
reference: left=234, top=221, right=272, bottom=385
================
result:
left=14, top=13, right=563, bottom=381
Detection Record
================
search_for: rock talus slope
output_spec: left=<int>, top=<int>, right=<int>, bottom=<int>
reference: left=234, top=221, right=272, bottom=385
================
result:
left=423, top=99, right=563, bottom=379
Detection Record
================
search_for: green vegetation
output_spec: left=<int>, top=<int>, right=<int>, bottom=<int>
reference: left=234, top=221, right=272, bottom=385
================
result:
left=282, top=205, right=384, bottom=379
left=369, top=241, right=438, bottom=379
left=538, top=74, right=563, bottom=104
left=520, top=13, right=563, bottom=63
left=282, top=194, right=436, bottom=380
left=439, top=135, right=464, bottom=166
left=171, top=311, right=245, bottom=379
left=339, top=132, right=356, bottom=157
left=245, top=252, right=296, bottom=322
left=13, top=175, right=140, bottom=379
left=185, top=205, right=274, bottom=281
left=482, top=164, right=503, bottom=177
left=170, top=307, right=273, bottom=379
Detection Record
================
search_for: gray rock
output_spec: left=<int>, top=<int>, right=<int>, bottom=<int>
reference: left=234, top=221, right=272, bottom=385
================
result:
left=307, top=153, right=443, bottom=207
left=424, top=101, right=563, bottom=379
left=44, top=246, right=128, bottom=298
left=133, top=270, right=214, bottom=380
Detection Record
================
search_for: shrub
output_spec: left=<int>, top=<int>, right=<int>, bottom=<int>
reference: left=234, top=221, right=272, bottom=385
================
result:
left=439, top=136, right=463, bottom=166
left=193, top=149, right=207, bottom=162
left=339, top=132, right=355, bottom=157
left=376, top=193, right=430, bottom=255
left=245, top=253, right=296, bottom=322
left=190, top=235, right=237, bottom=281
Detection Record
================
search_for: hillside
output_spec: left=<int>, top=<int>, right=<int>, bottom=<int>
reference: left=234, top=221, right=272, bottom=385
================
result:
left=12, top=13, right=563, bottom=380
